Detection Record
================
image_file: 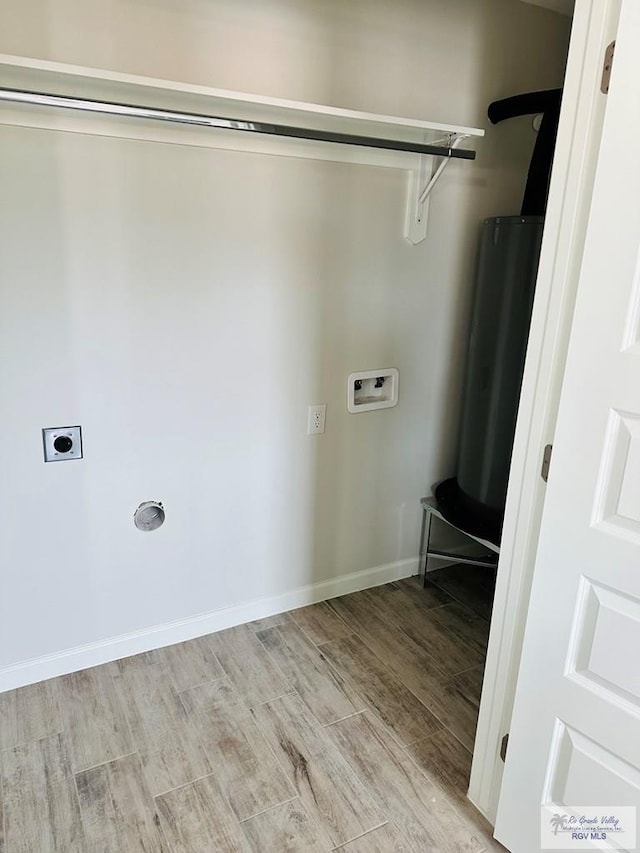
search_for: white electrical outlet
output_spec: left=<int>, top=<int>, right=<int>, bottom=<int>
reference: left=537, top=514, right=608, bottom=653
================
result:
left=307, top=404, right=326, bottom=434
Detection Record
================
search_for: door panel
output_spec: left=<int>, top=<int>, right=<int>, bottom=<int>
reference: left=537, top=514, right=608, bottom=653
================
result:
left=547, top=723, right=640, bottom=806
left=569, top=578, right=640, bottom=712
left=495, top=1, right=640, bottom=849
left=595, top=409, right=640, bottom=541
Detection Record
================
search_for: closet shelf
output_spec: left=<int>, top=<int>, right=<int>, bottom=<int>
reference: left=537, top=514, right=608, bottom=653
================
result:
left=0, top=54, right=484, bottom=244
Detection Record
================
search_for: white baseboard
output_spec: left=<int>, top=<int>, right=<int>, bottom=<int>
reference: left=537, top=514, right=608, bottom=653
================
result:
left=0, top=556, right=419, bottom=693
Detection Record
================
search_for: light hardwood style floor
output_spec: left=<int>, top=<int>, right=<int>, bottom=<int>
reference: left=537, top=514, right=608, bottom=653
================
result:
left=0, top=567, right=502, bottom=852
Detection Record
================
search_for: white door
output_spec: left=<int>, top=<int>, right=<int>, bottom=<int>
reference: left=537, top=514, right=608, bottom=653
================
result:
left=495, top=2, right=640, bottom=851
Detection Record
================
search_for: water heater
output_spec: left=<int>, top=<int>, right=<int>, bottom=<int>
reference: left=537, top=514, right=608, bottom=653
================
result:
left=436, top=215, right=544, bottom=544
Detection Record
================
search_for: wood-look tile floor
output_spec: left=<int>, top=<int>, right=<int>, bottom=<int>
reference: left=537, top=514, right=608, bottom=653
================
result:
left=0, top=567, right=504, bottom=852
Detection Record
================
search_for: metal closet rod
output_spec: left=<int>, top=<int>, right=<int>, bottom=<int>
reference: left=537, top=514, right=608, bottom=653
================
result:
left=0, top=87, right=476, bottom=160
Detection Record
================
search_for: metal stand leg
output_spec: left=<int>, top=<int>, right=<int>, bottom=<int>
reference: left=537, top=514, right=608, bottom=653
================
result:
left=417, top=496, right=500, bottom=582
left=422, top=507, right=433, bottom=587
left=418, top=508, right=426, bottom=581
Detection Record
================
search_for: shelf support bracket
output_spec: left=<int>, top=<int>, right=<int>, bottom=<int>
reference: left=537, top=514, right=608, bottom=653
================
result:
left=404, top=135, right=467, bottom=245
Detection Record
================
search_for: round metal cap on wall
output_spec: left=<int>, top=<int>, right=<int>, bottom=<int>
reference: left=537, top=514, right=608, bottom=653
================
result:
left=134, top=501, right=165, bottom=532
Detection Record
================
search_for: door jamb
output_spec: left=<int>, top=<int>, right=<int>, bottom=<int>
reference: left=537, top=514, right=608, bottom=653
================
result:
left=468, top=0, right=621, bottom=823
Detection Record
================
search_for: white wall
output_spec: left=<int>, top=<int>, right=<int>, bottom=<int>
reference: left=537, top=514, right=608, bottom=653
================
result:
left=0, top=0, right=570, bottom=685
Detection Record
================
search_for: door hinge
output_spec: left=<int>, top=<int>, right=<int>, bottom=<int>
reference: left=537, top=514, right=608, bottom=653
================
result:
left=500, top=733, right=509, bottom=762
left=541, top=444, right=553, bottom=483
left=601, top=40, right=615, bottom=94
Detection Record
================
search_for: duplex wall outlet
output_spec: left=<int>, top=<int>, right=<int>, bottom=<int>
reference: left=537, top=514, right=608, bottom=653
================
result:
left=307, top=404, right=326, bottom=434
left=42, top=426, right=83, bottom=462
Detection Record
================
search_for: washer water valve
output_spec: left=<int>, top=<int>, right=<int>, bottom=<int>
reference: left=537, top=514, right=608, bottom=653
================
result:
left=347, top=369, right=399, bottom=413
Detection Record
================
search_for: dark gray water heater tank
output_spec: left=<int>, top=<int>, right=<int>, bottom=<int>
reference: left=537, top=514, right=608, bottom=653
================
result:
left=436, top=215, right=544, bottom=544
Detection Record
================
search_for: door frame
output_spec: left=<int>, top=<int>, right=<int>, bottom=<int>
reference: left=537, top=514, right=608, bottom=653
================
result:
left=468, top=0, right=621, bottom=824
